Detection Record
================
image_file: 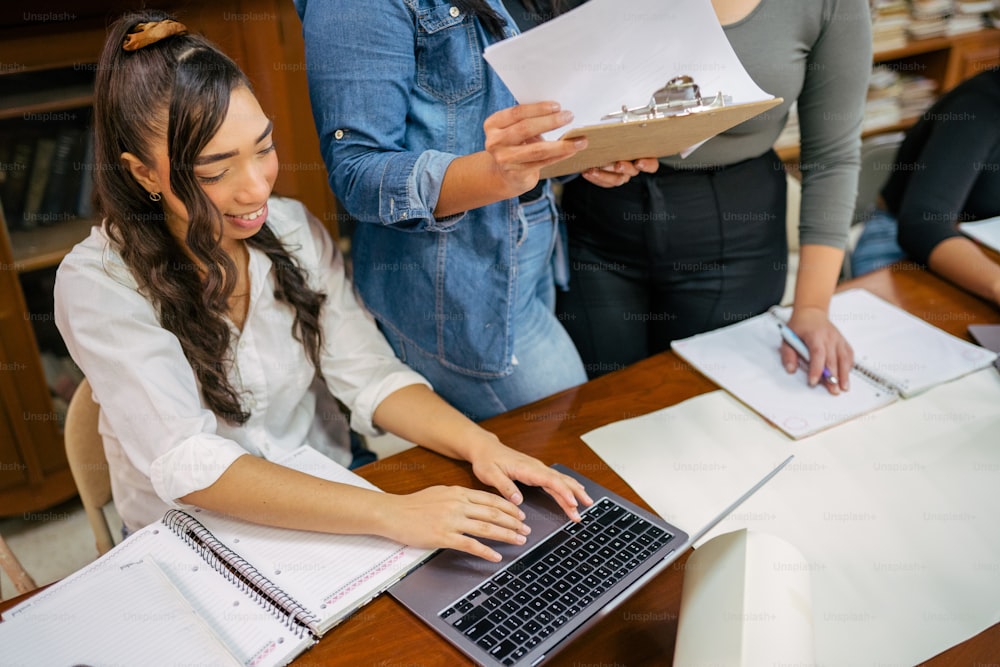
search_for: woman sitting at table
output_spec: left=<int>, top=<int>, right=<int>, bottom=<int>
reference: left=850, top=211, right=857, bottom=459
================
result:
left=850, top=68, right=1000, bottom=308
left=53, top=10, right=590, bottom=562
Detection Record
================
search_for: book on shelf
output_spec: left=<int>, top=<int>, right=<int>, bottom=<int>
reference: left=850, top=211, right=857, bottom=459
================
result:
left=908, top=0, right=954, bottom=38
left=671, top=288, right=999, bottom=439
left=20, top=134, right=57, bottom=228
left=39, top=123, right=87, bottom=224
left=871, top=0, right=912, bottom=52
left=75, top=129, right=96, bottom=218
left=1, top=445, right=434, bottom=667
left=1, top=130, right=37, bottom=229
left=0, top=105, right=93, bottom=231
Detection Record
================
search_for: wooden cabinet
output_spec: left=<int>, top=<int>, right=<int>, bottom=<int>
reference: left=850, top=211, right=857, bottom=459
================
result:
left=944, top=30, right=1000, bottom=83
left=0, top=0, right=337, bottom=516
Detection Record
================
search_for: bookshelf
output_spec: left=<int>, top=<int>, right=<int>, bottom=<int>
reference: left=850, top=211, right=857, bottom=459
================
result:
left=776, top=27, right=1000, bottom=163
left=0, top=0, right=338, bottom=516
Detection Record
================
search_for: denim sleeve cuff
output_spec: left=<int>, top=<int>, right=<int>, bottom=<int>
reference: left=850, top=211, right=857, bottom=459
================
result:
left=380, top=150, right=465, bottom=231
left=149, top=435, right=249, bottom=507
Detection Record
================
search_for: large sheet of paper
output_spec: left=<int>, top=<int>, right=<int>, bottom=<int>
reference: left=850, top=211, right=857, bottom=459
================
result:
left=483, top=0, right=772, bottom=141
left=581, top=370, right=1000, bottom=666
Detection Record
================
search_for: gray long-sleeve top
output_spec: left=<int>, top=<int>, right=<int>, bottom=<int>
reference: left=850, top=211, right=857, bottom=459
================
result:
left=661, top=0, right=873, bottom=249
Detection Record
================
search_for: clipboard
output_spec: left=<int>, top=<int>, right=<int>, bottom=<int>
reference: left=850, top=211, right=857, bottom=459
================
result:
left=540, top=93, right=783, bottom=179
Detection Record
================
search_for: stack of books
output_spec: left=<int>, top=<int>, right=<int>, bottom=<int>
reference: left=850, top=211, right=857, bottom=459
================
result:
left=909, top=0, right=954, bottom=38
left=864, top=65, right=906, bottom=132
left=0, top=68, right=95, bottom=232
left=897, top=74, right=938, bottom=120
left=949, top=0, right=995, bottom=33
left=871, top=0, right=913, bottom=52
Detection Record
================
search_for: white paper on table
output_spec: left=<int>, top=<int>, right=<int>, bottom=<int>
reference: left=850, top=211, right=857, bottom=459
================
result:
left=958, top=215, right=1000, bottom=253
left=673, top=529, right=815, bottom=667
left=483, top=0, right=773, bottom=141
left=581, top=370, right=1000, bottom=667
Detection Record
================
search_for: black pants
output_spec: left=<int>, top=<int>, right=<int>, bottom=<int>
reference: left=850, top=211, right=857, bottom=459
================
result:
left=557, top=150, right=788, bottom=378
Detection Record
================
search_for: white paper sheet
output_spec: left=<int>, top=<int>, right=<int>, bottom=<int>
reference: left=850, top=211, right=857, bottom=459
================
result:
left=674, top=529, right=815, bottom=666
left=582, top=370, right=1000, bottom=666
left=959, top=215, right=1000, bottom=253
left=0, top=559, right=243, bottom=667
left=483, top=0, right=772, bottom=140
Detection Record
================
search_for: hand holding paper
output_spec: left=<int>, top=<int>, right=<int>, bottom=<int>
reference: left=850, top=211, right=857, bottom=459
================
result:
left=482, top=0, right=780, bottom=177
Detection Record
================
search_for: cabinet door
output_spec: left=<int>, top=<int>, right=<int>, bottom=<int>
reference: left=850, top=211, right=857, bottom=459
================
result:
left=0, top=215, right=74, bottom=513
left=0, top=349, right=30, bottom=493
left=946, top=33, right=1000, bottom=89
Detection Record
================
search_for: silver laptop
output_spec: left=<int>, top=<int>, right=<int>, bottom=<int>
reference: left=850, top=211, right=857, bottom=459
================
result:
left=390, top=456, right=793, bottom=666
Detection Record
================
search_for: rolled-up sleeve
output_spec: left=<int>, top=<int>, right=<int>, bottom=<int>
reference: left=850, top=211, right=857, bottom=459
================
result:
left=299, top=0, right=461, bottom=232
left=149, top=434, right=247, bottom=507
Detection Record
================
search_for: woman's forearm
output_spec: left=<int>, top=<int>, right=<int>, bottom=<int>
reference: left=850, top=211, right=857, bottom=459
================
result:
left=927, top=237, right=1000, bottom=306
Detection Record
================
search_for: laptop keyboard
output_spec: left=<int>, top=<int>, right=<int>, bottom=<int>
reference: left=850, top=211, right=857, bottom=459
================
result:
left=439, top=497, right=674, bottom=665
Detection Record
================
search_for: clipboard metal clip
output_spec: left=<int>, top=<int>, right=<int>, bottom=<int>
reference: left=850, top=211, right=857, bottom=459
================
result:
left=601, top=75, right=732, bottom=123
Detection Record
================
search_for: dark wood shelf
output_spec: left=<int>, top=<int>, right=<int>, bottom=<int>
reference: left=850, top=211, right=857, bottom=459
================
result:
left=0, top=85, right=94, bottom=121
left=9, top=217, right=96, bottom=273
left=873, top=35, right=953, bottom=61
left=873, top=28, right=998, bottom=62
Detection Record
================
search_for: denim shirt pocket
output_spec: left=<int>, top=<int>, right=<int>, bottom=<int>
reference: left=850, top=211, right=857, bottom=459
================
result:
left=414, top=3, right=484, bottom=103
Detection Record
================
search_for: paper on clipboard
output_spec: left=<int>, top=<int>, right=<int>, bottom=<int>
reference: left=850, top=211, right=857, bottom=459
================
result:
left=483, top=0, right=778, bottom=176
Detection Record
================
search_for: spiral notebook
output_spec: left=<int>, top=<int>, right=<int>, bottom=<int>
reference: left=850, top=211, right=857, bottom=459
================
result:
left=0, top=558, right=244, bottom=666
left=671, top=288, right=998, bottom=439
left=3, top=446, right=432, bottom=667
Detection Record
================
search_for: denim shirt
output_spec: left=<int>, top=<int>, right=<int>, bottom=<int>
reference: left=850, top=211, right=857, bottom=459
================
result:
left=296, top=0, right=539, bottom=377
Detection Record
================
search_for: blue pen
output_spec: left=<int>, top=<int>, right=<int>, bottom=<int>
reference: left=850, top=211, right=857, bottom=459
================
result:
left=777, top=322, right=838, bottom=386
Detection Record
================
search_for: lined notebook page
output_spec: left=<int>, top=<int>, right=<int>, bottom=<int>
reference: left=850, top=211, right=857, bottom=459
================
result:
left=822, top=288, right=998, bottom=397
left=1, top=558, right=241, bottom=667
left=671, top=313, right=897, bottom=439
left=4, top=520, right=311, bottom=667
left=190, top=445, right=433, bottom=633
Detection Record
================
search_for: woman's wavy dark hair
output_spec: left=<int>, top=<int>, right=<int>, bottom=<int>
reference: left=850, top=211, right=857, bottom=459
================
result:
left=93, top=10, right=326, bottom=425
left=454, top=0, right=574, bottom=38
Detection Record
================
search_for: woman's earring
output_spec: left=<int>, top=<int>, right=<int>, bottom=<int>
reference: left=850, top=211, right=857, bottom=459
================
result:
left=149, top=192, right=162, bottom=202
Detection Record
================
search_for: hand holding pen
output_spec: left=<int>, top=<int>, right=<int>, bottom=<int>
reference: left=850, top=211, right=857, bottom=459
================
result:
left=776, top=316, right=853, bottom=395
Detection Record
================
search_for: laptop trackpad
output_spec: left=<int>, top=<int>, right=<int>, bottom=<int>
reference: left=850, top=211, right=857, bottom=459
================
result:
left=391, top=481, right=572, bottom=611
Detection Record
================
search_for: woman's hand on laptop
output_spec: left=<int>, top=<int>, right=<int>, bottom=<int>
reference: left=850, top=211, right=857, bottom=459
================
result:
left=467, top=435, right=594, bottom=526
left=376, top=485, right=532, bottom=562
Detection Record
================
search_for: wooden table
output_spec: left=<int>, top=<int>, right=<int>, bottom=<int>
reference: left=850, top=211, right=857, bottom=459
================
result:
left=299, top=265, right=999, bottom=666
left=2, top=265, right=997, bottom=664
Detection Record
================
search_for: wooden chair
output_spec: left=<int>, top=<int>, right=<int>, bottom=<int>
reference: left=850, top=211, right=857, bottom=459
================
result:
left=0, top=533, right=37, bottom=596
left=64, top=377, right=115, bottom=555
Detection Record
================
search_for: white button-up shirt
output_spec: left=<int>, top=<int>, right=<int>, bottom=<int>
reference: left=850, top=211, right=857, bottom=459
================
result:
left=55, top=197, right=429, bottom=531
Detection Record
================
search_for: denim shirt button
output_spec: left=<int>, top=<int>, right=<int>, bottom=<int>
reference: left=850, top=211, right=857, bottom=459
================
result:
left=334, top=129, right=344, bottom=140
left=449, top=6, right=460, bottom=17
